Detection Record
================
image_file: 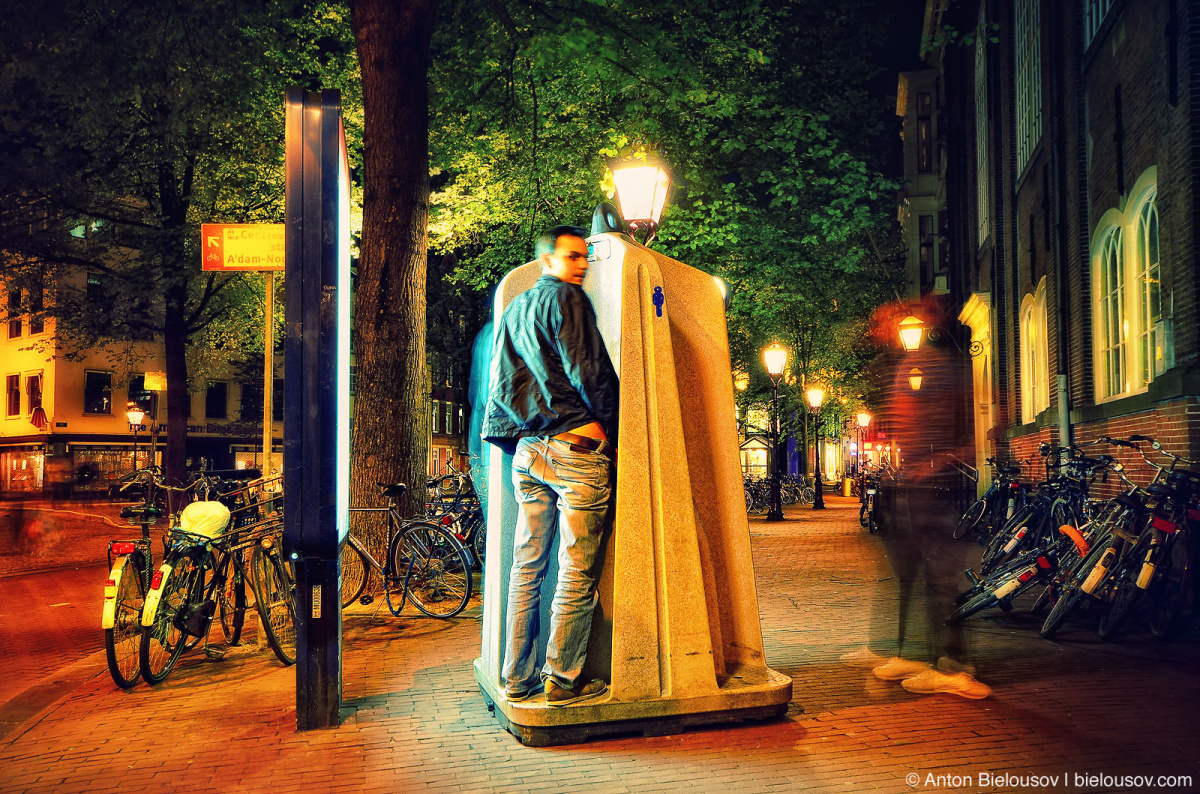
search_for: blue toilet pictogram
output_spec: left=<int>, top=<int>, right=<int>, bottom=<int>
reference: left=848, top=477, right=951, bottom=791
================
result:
left=652, top=286, right=664, bottom=317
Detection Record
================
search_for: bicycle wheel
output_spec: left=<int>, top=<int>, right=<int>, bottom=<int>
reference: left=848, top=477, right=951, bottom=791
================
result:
left=391, top=522, right=472, bottom=618
left=471, top=521, right=487, bottom=566
left=340, top=539, right=369, bottom=608
left=217, top=556, right=245, bottom=645
left=105, top=553, right=147, bottom=688
left=1148, top=534, right=1192, bottom=640
left=1097, top=565, right=1141, bottom=641
left=1040, top=533, right=1113, bottom=639
left=801, top=487, right=816, bottom=505
left=252, top=545, right=296, bottom=665
left=859, top=500, right=869, bottom=528
left=139, top=555, right=204, bottom=684
left=953, top=498, right=988, bottom=540
left=947, top=588, right=999, bottom=624
left=1095, top=526, right=1146, bottom=641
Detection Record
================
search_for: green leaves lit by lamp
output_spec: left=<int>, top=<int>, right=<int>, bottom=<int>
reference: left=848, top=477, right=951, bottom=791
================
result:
left=898, top=315, right=924, bottom=352
left=609, top=153, right=671, bottom=244
left=908, top=367, right=924, bottom=391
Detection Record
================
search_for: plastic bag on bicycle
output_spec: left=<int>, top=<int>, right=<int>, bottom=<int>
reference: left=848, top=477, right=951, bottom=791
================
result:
left=180, top=501, right=231, bottom=539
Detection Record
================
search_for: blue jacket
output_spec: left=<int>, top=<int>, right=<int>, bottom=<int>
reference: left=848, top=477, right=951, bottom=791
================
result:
left=481, top=275, right=619, bottom=452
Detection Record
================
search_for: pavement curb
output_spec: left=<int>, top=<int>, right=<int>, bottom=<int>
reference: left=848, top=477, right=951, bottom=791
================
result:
left=0, top=648, right=108, bottom=746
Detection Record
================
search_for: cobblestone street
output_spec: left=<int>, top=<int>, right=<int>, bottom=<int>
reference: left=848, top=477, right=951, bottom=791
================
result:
left=1, top=495, right=1198, bottom=793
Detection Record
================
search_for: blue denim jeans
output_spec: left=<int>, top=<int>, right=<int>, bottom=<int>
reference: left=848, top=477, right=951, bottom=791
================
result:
left=502, top=436, right=613, bottom=691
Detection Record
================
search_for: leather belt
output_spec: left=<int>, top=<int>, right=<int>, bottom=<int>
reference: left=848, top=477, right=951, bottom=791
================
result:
left=551, top=431, right=616, bottom=460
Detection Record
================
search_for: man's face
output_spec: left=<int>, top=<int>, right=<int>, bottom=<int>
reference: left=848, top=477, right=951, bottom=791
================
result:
left=543, top=235, right=590, bottom=285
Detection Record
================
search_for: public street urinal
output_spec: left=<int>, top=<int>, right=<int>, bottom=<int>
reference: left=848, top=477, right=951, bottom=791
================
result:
left=474, top=230, right=793, bottom=746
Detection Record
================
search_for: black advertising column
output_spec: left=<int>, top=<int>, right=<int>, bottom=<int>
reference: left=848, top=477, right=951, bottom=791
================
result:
left=284, top=87, right=352, bottom=730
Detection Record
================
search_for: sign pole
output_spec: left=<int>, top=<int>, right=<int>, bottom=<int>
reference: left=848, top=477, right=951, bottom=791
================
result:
left=263, top=271, right=275, bottom=475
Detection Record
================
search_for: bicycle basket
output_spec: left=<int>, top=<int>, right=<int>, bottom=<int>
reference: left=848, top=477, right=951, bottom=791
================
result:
left=179, top=500, right=232, bottom=540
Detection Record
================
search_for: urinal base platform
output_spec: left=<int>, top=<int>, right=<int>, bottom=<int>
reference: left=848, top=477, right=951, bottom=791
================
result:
left=475, top=659, right=794, bottom=747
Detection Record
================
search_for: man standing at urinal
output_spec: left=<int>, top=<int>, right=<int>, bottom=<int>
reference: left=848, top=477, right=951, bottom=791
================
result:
left=482, top=224, right=619, bottom=707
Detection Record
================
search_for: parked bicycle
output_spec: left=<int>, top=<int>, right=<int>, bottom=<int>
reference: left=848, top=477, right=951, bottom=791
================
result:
left=1040, top=435, right=1198, bottom=640
left=103, top=467, right=218, bottom=688
left=343, top=482, right=475, bottom=618
left=946, top=445, right=1111, bottom=624
left=425, top=462, right=486, bottom=565
left=859, top=460, right=894, bottom=534
left=952, top=458, right=1027, bottom=540
left=135, top=475, right=291, bottom=686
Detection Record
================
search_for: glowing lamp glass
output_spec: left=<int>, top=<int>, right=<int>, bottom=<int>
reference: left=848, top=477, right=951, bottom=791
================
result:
left=898, top=315, right=924, bottom=352
left=611, top=158, right=671, bottom=225
left=908, top=367, right=924, bottom=391
left=805, top=386, right=825, bottom=411
left=763, top=343, right=788, bottom=378
left=856, top=412, right=871, bottom=428
left=125, top=402, right=145, bottom=426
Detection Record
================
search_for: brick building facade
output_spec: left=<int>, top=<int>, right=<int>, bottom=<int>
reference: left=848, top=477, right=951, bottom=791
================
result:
left=899, top=0, right=1200, bottom=493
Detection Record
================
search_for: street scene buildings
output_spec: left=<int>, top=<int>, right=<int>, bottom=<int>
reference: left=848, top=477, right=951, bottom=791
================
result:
left=896, top=0, right=1199, bottom=491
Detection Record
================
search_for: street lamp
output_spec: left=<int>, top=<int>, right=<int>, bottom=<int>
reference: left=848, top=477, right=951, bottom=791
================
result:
left=855, top=412, right=871, bottom=475
left=805, top=385, right=826, bottom=509
left=125, top=401, right=145, bottom=470
left=763, top=343, right=787, bottom=521
left=908, top=367, right=924, bottom=391
left=609, top=153, right=671, bottom=244
left=898, top=313, right=984, bottom=357
left=898, top=315, right=924, bottom=352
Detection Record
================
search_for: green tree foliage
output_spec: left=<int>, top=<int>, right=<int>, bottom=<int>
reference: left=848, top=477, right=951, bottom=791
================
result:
left=425, top=0, right=906, bottom=430
left=0, top=0, right=359, bottom=483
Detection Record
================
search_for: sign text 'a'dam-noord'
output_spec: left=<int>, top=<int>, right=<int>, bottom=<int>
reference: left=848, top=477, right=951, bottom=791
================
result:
left=201, top=223, right=284, bottom=271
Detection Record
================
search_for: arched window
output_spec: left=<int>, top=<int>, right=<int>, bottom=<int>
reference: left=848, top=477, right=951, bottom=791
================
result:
left=1020, top=278, right=1049, bottom=423
left=1134, top=195, right=1161, bottom=385
left=1092, top=169, right=1165, bottom=403
left=1096, top=228, right=1125, bottom=399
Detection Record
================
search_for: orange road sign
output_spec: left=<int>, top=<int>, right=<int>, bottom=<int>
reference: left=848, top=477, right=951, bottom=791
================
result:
left=201, top=223, right=285, bottom=271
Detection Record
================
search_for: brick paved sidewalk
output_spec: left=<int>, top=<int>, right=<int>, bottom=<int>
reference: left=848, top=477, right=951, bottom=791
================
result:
left=2, top=495, right=1199, bottom=793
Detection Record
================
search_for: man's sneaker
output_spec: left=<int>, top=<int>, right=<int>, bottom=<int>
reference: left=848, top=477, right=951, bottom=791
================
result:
left=504, top=681, right=544, bottom=703
left=900, top=669, right=991, bottom=700
left=936, top=656, right=976, bottom=676
left=545, top=678, right=608, bottom=707
left=872, top=657, right=932, bottom=681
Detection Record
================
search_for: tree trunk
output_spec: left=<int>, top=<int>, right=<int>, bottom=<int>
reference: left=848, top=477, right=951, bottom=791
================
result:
left=348, top=0, right=438, bottom=521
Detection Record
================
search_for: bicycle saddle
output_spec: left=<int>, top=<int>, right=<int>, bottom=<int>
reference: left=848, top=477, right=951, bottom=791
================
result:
left=378, top=482, right=407, bottom=498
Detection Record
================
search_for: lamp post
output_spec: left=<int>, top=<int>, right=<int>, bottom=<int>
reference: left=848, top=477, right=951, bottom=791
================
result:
left=763, top=343, right=788, bottom=521
left=855, top=412, right=871, bottom=475
left=805, top=385, right=826, bottom=509
left=608, top=153, right=671, bottom=245
left=125, top=402, right=145, bottom=470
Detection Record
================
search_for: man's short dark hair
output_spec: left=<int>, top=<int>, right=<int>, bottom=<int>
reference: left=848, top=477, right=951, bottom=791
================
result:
left=535, top=225, right=588, bottom=258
